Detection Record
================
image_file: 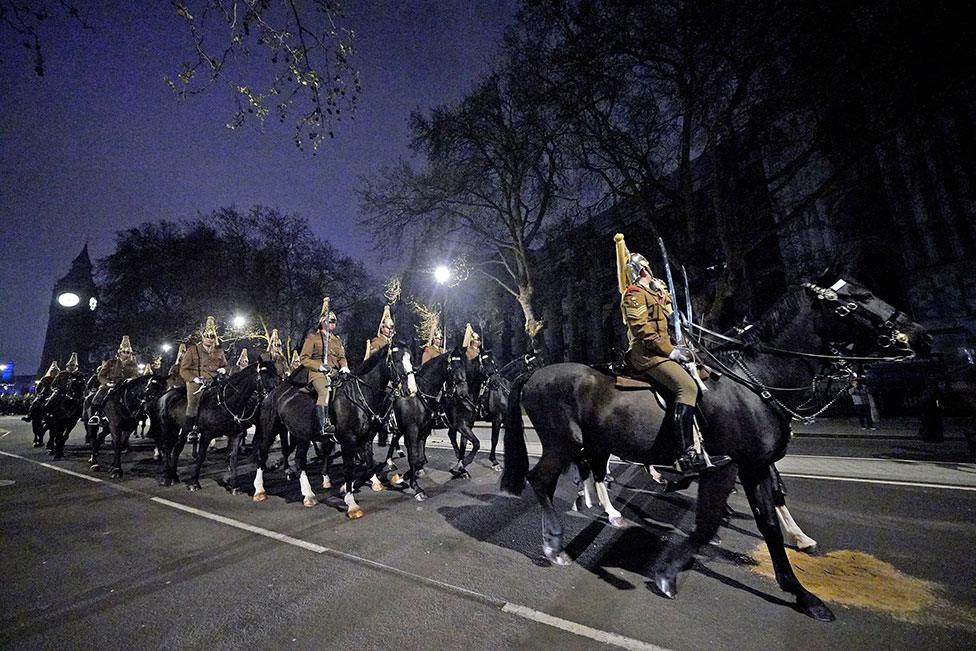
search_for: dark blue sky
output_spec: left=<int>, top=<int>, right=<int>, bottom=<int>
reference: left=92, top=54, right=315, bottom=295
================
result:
left=0, top=1, right=516, bottom=373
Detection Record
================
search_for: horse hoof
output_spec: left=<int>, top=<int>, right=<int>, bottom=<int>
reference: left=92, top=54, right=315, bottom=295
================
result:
left=391, top=473, right=403, bottom=486
left=799, top=544, right=819, bottom=556
left=347, top=508, right=364, bottom=519
left=157, top=475, right=172, bottom=487
left=153, top=451, right=161, bottom=461
left=415, top=468, right=426, bottom=478
left=230, top=487, right=242, bottom=496
left=90, top=463, right=101, bottom=472
left=186, top=482, right=202, bottom=492
left=285, top=470, right=297, bottom=482
left=490, top=462, right=503, bottom=472
left=414, top=491, right=428, bottom=502
left=303, top=496, right=318, bottom=508
left=799, top=597, right=835, bottom=622
left=32, top=442, right=42, bottom=448
left=46, top=449, right=56, bottom=456
left=322, top=479, right=332, bottom=489
left=543, top=547, right=571, bottom=566
left=608, top=515, right=627, bottom=529
left=253, top=492, right=267, bottom=502
left=654, top=574, right=677, bottom=599
left=109, top=469, right=123, bottom=479
left=371, top=481, right=385, bottom=492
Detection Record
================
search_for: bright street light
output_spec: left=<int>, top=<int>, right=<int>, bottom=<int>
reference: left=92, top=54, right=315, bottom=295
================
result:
left=434, top=265, right=451, bottom=285
left=0, top=364, right=8, bottom=372
left=161, top=343, right=172, bottom=352
left=232, top=315, right=247, bottom=329
left=57, top=292, right=80, bottom=307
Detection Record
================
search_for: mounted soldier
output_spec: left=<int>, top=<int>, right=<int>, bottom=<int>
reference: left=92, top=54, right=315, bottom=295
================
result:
left=22, top=361, right=59, bottom=423
left=299, top=297, right=350, bottom=436
left=614, top=233, right=729, bottom=477
left=421, top=316, right=445, bottom=366
left=234, top=348, right=250, bottom=373
left=365, top=305, right=395, bottom=360
left=260, top=328, right=289, bottom=378
left=179, top=316, right=229, bottom=440
left=166, top=343, right=187, bottom=390
left=88, top=336, right=139, bottom=426
left=59, top=352, right=84, bottom=380
left=462, top=323, right=482, bottom=361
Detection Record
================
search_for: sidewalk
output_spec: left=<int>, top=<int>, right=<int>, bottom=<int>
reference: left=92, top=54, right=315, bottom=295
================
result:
left=790, top=417, right=970, bottom=441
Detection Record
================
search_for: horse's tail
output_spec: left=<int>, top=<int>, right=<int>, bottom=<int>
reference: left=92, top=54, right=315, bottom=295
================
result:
left=500, top=372, right=532, bottom=495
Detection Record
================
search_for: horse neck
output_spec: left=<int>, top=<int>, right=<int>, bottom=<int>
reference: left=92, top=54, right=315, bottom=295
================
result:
left=736, top=289, right=828, bottom=387
left=359, top=360, right=392, bottom=407
left=417, top=356, right=448, bottom=395
left=221, top=370, right=257, bottom=408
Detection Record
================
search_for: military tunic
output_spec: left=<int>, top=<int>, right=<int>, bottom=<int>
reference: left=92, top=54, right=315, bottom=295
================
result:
left=300, top=328, right=348, bottom=407
left=179, top=343, right=229, bottom=418
left=97, top=358, right=139, bottom=386
left=421, top=345, right=444, bottom=366
left=366, top=334, right=392, bottom=359
left=260, top=351, right=289, bottom=379
left=621, top=283, right=697, bottom=406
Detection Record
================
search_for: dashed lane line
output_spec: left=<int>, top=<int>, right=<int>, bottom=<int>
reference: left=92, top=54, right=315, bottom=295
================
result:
left=0, top=449, right=669, bottom=651
left=776, top=472, right=976, bottom=492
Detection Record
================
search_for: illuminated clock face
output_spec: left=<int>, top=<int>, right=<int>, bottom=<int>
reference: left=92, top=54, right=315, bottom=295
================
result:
left=89, top=297, right=97, bottom=311
left=57, top=292, right=80, bottom=307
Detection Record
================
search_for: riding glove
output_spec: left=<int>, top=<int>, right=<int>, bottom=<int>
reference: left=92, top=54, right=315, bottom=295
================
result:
left=669, top=346, right=693, bottom=363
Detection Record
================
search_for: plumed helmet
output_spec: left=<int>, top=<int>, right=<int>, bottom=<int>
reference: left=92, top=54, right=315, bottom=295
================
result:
left=236, top=348, right=249, bottom=368
left=44, top=360, right=60, bottom=377
left=176, top=342, right=187, bottom=363
left=377, top=304, right=394, bottom=336
left=65, top=353, right=79, bottom=372
left=202, top=316, right=219, bottom=340
left=462, top=323, right=481, bottom=349
left=614, top=233, right=653, bottom=292
left=118, top=335, right=133, bottom=354
left=289, top=349, right=301, bottom=369
left=319, top=297, right=331, bottom=321
left=268, top=328, right=282, bottom=352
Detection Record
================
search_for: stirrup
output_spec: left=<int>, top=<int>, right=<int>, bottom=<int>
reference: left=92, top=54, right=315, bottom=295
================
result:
left=88, top=416, right=100, bottom=426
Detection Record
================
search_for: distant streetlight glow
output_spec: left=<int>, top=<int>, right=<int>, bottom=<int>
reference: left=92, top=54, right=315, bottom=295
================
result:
left=57, top=292, right=80, bottom=307
left=161, top=343, right=172, bottom=352
left=232, top=315, right=247, bottom=329
left=434, top=266, right=451, bottom=285
left=0, top=364, right=7, bottom=372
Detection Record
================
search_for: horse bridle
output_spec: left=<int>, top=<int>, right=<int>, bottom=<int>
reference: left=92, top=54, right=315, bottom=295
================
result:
left=216, top=364, right=274, bottom=425
left=803, top=280, right=912, bottom=353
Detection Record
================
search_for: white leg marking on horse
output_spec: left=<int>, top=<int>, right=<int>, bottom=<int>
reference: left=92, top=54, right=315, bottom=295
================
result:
left=776, top=505, right=817, bottom=550
left=254, top=467, right=265, bottom=494
left=595, top=481, right=624, bottom=524
left=299, top=470, right=314, bottom=498
left=582, top=477, right=597, bottom=509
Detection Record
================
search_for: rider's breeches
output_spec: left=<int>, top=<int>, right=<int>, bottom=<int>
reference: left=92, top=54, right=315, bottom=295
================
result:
left=643, top=360, right=698, bottom=407
left=185, top=381, right=202, bottom=418
left=92, top=386, right=110, bottom=410
left=311, top=375, right=331, bottom=407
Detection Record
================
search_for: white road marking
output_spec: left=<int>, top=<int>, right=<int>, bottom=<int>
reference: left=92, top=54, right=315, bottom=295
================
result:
left=0, top=449, right=670, bottom=651
left=776, top=472, right=976, bottom=492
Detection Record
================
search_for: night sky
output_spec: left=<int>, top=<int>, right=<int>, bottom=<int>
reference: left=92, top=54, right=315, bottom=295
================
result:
left=0, top=1, right=517, bottom=374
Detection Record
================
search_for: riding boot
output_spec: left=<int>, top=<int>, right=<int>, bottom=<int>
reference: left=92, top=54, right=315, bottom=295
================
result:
left=673, top=403, right=731, bottom=476
left=317, top=404, right=336, bottom=437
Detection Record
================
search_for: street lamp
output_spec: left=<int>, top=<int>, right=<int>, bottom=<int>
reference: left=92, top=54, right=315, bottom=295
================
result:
left=232, top=315, right=247, bottom=329
left=57, top=292, right=80, bottom=307
left=434, top=265, right=453, bottom=350
left=434, top=265, right=452, bottom=285
left=161, top=343, right=172, bottom=353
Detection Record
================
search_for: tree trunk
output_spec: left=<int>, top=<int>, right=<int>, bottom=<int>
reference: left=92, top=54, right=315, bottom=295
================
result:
left=516, top=282, right=544, bottom=340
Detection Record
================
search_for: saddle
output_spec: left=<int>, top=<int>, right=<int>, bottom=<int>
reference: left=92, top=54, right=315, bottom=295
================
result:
left=590, top=361, right=668, bottom=408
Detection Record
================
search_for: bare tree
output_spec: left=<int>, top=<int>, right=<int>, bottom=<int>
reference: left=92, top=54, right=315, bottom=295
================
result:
left=359, top=74, right=576, bottom=338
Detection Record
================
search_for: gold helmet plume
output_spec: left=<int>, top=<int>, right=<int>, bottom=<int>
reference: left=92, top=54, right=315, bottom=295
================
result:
left=289, top=349, right=301, bottom=370
left=118, top=335, right=133, bottom=354
left=319, top=297, right=331, bottom=321
left=268, top=328, right=282, bottom=352
left=462, top=323, right=481, bottom=349
left=201, top=316, right=219, bottom=340
left=175, top=342, right=187, bottom=362
left=43, top=360, right=60, bottom=378
left=65, top=353, right=79, bottom=372
left=377, top=304, right=394, bottom=336
left=236, top=348, right=249, bottom=368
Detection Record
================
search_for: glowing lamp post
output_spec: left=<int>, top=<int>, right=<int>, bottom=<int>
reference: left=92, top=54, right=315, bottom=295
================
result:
left=57, top=292, right=80, bottom=308
left=161, top=343, right=172, bottom=353
left=232, top=315, right=247, bottom=329
left=434, top=265, right=453, bottom=350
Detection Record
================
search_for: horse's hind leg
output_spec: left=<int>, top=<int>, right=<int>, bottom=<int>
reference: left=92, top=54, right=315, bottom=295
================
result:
left=224, top=432, right=243, bottom=494
left=740, top=468, right=835, bottom=621
left=528, top=449, right=572, bottom=566
left=294, top=439, right=317, bottom=508
left=488, top=414, right=503, bottom=471
left=185, top=431, right=213, bottom=491
left=591, top=453, right=625, bottom=528
left=653, top=462, right=738, bottom=600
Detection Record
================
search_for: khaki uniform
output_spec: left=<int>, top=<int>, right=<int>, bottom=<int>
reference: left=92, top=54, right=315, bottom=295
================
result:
left=621, top=283, right=697, bottom=406
left=300, top=328, right=347, bottom=406
left=366, top=334, right=392, bottom=359
left=179, top=343, right=228, bottom=417
left=260, top=351, right=289, bottom=378
left=92, top=357, right=139, bottom=409
left=166, top=362, right=183, bottom=390
left=421, top=345, right=443, bottom=366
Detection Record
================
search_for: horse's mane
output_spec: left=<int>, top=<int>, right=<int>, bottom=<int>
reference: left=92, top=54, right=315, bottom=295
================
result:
left=357, top=343, right=391, bottom=376
left=739, top=286, right=809, bottom=346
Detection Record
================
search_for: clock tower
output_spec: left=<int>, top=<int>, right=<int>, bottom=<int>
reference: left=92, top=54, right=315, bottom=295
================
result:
left=37, top=245, right=98, bottom=375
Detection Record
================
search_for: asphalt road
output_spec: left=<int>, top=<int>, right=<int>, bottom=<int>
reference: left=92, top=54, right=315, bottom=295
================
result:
left=1, top=416, right=975, bottom=650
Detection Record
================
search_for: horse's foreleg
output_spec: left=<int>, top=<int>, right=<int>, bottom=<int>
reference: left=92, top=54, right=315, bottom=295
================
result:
left=653, top=462, right=738, bottom=600
left=456, top=421, right=480, bottom=474
left=528, top=451, right=571, bottom=566
left=769, top=465, right=818, bottom=554
left=321, top=439, right=336, bottom=489
left=740, top=468, right=834, bottom=621
left=295, top=440, right=317, bottom=507
left=185, top=432, right=212, bottom=491
left=108, top=418, right=126, bottom=479
left=488, top=415, right=502, bottom=471
left=224, top=432, right=243, bottom=495
left=447, top=427, right=461, bottom=460
left=338, top=441, right=364, bottom=519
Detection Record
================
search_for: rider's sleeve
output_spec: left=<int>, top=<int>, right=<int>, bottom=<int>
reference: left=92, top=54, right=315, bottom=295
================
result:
left=299, top=334, right=320, bottom=371
left=179, top=346, right=198, bottom=383
left=96, top=361, right=111, bottom=386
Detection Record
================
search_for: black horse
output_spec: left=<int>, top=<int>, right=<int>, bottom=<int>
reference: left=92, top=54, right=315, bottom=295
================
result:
left=252, top=343, right=414, bottom=517
left=383, top=350, right=470, bottom=499
left=442, top=350, right=493, bottom=479
left=38, top=371, right=87, bottom=459
left=88, top=373, right=168, bottom=478
left=501, top=275, right=931, bottom=621
left=157, top=361, right=279, bottom=491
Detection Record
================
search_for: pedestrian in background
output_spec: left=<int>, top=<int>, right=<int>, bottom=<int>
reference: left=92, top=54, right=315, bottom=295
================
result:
left=848, top=376, right=876, bottom=430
